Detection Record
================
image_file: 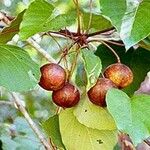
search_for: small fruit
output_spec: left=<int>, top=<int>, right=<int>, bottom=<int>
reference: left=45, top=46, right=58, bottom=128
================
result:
left=87, top=78, right=116, bottom=107
left=104, top=63, right=133, bottom=89
left=39, top=63, right=66, bottom=91
left=52, top=83, right=80, bottom=108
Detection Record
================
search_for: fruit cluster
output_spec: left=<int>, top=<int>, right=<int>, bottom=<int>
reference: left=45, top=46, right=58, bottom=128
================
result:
left=39, top=63, right=80, bottom=108
left=39, top=63, right=133, bottom=108
left=88, top=63, right=133, bottom=107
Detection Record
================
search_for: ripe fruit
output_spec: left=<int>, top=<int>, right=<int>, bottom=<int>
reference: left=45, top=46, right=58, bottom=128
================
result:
left=87, top=78, right=117, bottom=107
left=52, top=83, right=80, bottom=108
left=39, top=63, right=66, bottom=91
left=104, top=63, right=133, bottom=89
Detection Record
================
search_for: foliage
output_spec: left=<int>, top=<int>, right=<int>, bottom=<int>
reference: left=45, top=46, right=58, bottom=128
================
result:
left=0, top=0, right=150, bottom=150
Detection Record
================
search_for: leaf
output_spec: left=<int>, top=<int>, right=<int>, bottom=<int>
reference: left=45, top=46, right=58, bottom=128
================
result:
left=100, top=0, right=126, bottom=31
left=75, top=63, right=87, bottom=87
left=95, top=44, right=150, bottom=96
left=106, top=89, right=150, bottom=145
left=59, top=109, right=117, bottom=150
left=42, top=11, right=76, bottom=31
left=19, top=0, right=76, bottom=40
left=120, top=0, right=150, bottom=49
left=0, top=44, right=40, bottom=92
left=73, top=94, right=116, bottom=130
left=83, top=13, right=112, bottom=31
left=0, top=10, right=25, bottom=43
left=100, top=0, right=150, bottom=49
left=106, top=89, right=132, bottom=131
left=82, top=49, right=102, bottom=90
left=42, top=115, right=65, bottom=149
left=0, top=136, right=19, bottom=150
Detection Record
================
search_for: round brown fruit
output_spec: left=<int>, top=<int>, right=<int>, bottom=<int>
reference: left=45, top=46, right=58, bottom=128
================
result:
left=52, top=83, right=80, bottom=108
left=104, top=63, right=133, bottom=89
left=87, top=78, right=117, bottom=107
left=39, top=63, right=66, bottom=91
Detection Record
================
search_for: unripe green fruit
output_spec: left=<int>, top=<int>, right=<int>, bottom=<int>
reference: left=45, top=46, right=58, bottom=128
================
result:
left=104, top=63, right=133, bottom=89
left=87, top=78, right=117, bottom=107
left=39, top=63, right=66, bottom=91
left=52, top=83, right=80, bottom=108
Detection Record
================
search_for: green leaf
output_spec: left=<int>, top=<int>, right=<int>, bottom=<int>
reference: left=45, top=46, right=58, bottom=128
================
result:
left=95, top=44, right=150, bottom=96
left=19, top=0, right=54, bottom=40
left=0, top=44, right=40, bottom=92
left=0, top=10, right=25, bottom=43
left=59, top=109, right=117, bottom=150
left=82, top=49, right=102, bottom=90
left=100, top=0, right=150, bottom=49
left=106, top=89, right=150, bottom=145
left=131, top=94, right=150, bottom=144
left=83, top=13, right=112, bottom=31
left=42, top=115, right=65, bottom=149
left=42, top=11, right=76, bottom=31
left=120, top=0, right=150, bottom=49
left=121, top=0, right=150, bottom=49
left=19, top=0, right=76, bottom=40
left=75, top=63, right=87, bottom=87
left=100, top=0, right=126, bottom=31
left=73, top=94, right=116, bottom=130
left=106, top=89, right=132, bottom=131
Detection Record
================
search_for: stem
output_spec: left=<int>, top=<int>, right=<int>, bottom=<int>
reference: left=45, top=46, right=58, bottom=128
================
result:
left=57, top=40, right=78, bottom=64
left=27, top=38, right=56, bottom=63
left=88, top=39, right=120, bottom=63
left=74, top=0, right=81, bottom=34
left=0, top=11, right=14, bottom=25
left=68, top=46, right=80, bottom=80
left=86, top=0, right=93, bottom=34
left=88, top=27, right=115, bottom=37
left=144, top=139, right=150, bottom=147
left=11, top=92, right=53, bottom=150
left=88, top=38, right=124, bottom=47
left=103, top=40, right=124, bottom=46
left=47, top=33, right=62, bottom=50
left=0, top=100, right=14, bottom=106
left=101, top=41, right=120, bottom=63
left=55, top=107, right=61, bottom=114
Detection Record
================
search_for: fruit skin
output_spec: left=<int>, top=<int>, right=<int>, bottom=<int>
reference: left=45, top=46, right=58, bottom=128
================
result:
left=104, top=63, right=133, bottom=89
left=87, top=78, right=117, bottom=107
left=52, top=83, right=80, bottom=108
left=39, top=63, right=66, bottom=91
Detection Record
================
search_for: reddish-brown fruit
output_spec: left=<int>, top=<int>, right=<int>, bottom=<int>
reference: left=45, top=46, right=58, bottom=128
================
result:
left=39, top=63, right=66, bottom=91
left=87, top=78, right=117, bottom=107
left=52, top=83, right=80, bottom=108
left=104, top=63, right=133, bottom=89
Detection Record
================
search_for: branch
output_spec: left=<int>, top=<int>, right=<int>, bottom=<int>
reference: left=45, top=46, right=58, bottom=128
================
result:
left=0, top=100, right=14, bottom=106
left=144, top=139, right=150, bottom=147
left=11, top=92, right=53, bottom=150
left=27, top=38, right=56, bottom=63
left=0, top=11, right=14, bottom=25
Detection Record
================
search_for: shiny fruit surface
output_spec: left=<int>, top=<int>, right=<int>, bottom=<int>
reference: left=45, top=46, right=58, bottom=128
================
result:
left=87, top=78, right=117, bottom=107
left=104, top=63, right=133, bottom=89
left=39, top=63, right=66, bottom=91
left=52, top=83, right=80, bottom=108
